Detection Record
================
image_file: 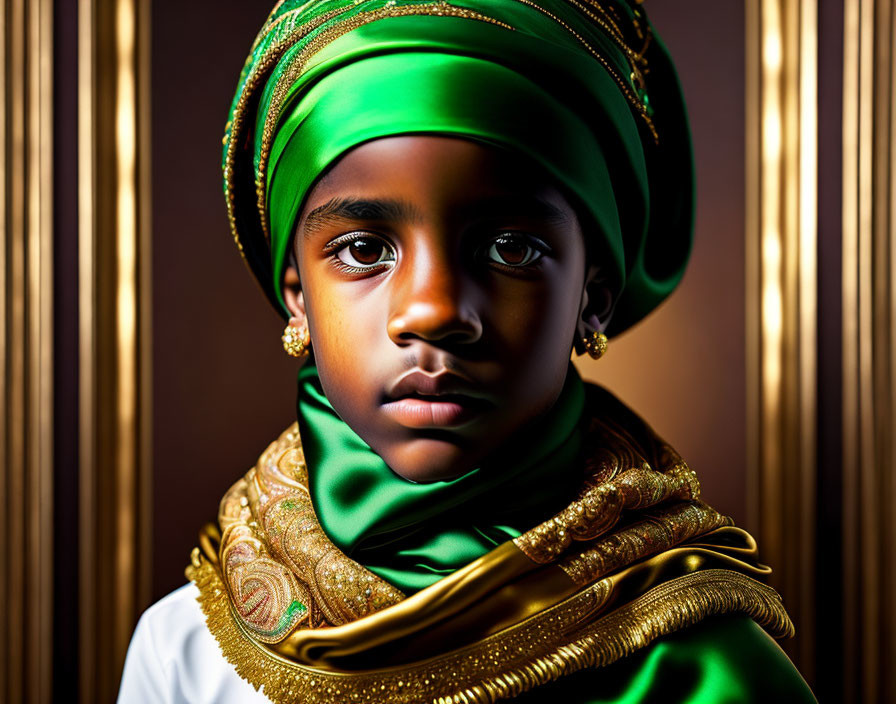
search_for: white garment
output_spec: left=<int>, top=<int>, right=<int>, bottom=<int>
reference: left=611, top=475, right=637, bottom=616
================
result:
left=118, top=584, right=272, bottom=704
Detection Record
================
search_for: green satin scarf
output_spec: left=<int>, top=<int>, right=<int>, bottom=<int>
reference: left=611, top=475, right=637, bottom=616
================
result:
left=517, top=616, right=817, bottom=703
left=293, top=369, right=818, bottom=702
left=295, top=364, right=585, bottom=593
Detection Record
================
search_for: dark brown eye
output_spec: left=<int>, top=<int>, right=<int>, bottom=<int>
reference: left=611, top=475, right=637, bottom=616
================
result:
left=486, top=234, right=544, bottom=267
left=336, top=236, right=395, bottom=268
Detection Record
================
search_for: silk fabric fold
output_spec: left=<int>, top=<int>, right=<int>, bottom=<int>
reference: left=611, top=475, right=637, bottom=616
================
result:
left=296, top=363, right=585, bottom=593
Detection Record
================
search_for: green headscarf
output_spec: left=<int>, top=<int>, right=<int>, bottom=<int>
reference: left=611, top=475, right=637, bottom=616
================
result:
left=223, top=0, right=694, bottom=337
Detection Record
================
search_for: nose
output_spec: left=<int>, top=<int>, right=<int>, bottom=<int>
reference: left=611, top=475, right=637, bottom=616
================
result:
left=386, top=252, right=482, bottom=346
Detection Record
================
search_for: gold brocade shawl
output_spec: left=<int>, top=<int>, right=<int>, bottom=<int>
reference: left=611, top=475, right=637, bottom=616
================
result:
left=187, top=407, right=793, bottom=703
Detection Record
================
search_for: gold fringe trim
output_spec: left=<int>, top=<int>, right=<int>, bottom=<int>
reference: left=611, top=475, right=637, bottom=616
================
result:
left=187, top=557, right=793, bottom=704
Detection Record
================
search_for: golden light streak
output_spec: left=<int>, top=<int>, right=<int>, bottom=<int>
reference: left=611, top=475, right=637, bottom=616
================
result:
left=5, top=0, right=26, bottom=698
left=2, top=0, right=55, bottom=696
left=761, top=231, right=784, bottom=393
left=79, top=0, right=151, bottom=695
left=840, top=0, right=894, bottom=698
left=760, top=0, right=784, bottom=407
left=25, top=0, right=54, bottom=699
left=748, top=0, right=818, bottom=683
left=78, top=0, right=97, bottom=698
left=0, top=0, right=10, bottom=689
left=68, top=0, right=155, bottom=694
left=839, top=1, right=859, bottom=697
left=745, top=0, right=760, bottom=534
left=797, top=0, right=817, bottom=679
left=856, top=0, right=876, bottom=697
left=136, top=0, right=154, bottom=614
left=888, top=5, right=896, bottom=701
left=114, top=0, right=138, bottom=664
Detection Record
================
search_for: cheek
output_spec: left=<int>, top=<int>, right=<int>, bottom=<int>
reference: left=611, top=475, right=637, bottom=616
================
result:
left=490, top=269, right=582, bottom=362
left=302, top=273, right=388, bottom=415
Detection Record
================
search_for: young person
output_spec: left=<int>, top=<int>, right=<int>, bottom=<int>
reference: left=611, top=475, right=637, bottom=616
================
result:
left=119, top=1, right=816, bottom=701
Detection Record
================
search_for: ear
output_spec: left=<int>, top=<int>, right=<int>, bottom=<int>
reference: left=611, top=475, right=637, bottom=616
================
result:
left=282, top=262, right=307, bottom=330
left=572, top=263, right=614, bottom=355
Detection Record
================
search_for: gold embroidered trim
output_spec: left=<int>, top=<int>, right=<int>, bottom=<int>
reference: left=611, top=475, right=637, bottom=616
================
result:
left=215, top=411, right=716, bottom=646
left=513, top=420, right=701, bottom=565
left=558, top=501, right=731, bottom=586
left=190, top=394, right=793, bottom=700
left=254, top=2, right=515, bottom=246
left=218, top=424, right=404, bottom=639
left=188, top=556, right=792, bottom=704
left=510, top=0, right=658, bottom=141
left=223, top=4, right=350, bottom=258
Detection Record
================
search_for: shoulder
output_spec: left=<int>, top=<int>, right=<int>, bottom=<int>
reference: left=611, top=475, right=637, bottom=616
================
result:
left=645, top=615, right=817, bottom=701
left=118, top=584, right=271, bottom=704
left=516, top=615, right=816, bottom=703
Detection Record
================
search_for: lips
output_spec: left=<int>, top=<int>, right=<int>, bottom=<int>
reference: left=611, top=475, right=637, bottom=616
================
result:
left=381, top=370, right=491, bottom=429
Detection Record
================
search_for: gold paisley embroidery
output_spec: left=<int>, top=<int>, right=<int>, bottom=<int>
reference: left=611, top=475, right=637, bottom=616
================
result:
left=218, top=424, right=404, bottom=641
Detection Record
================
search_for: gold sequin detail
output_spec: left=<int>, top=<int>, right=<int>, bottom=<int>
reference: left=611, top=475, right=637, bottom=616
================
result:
left=559, top=502, right=731, bottom=586
left=217, top=424, right=404, bottom=640
left=188, top=556, right=792, bottom=704
left=514, top=431, right=700, bottom=564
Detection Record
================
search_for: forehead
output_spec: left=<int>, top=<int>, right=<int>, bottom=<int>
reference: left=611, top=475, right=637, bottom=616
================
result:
left=302, top=135, right=574, bottom=214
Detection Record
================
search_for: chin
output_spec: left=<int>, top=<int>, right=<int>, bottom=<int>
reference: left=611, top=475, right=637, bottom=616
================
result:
left=379, top=437, right=484, bottom=483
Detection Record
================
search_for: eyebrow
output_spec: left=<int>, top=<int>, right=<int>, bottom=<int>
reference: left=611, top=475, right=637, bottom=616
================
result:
left=300, top=193, right=572, bottom=238
left=302, top=197, right=423, bottom=236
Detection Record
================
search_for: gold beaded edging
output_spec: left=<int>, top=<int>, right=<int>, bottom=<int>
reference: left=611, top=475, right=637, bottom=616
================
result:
left=187, top=554, right=792, bottom=704
left=511, top=0, right=658, bottom=141
left=254, top=2, right=515, bottom=247
left=223, top=4, right=350, bottom=258
left=514, top=462, right=700, bottom=564
left=558, top=502, right=731, bottom=586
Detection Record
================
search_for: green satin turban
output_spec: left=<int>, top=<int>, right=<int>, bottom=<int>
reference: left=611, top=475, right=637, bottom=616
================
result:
left=222, top=0, right=694, bottom=336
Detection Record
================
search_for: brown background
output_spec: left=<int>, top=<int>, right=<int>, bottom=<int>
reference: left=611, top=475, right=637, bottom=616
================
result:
left=150, top=1, right=748, bottom=601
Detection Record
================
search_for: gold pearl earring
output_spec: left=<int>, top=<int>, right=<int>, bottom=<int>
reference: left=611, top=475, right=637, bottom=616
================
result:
left=282, top=324, right=310, bottom=358
left=583, top=331, right=608, bottom=359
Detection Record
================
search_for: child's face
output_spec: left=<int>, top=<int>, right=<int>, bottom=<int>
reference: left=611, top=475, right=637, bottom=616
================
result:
left=286, top=136, right=599, bottom=482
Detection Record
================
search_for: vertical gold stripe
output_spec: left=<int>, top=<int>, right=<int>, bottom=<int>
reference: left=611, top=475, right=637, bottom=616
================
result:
left=842, top=0, right=896, bottom=699
left=869, top=1, right=892, bottom=699
left=137, top=0, right=154, bottom=613
left=870, top=3, right=892, bottom=698
left=114, top=0, right=138, bottom=663
left=0, top=0, right=9, bottom=695
left=78, top=0, right=97, bottom=697
left=747, top=0, right=817, bottom=683
left=857, top=0, right=875, bottom=695
left=745, top=0, right=761, bottom=538
left=2, top=0, right=54, bottom=697
left=79, top=0, right=152, bottom=696
left=758, top=0, right=785, bottom=575
left=879, top=4, right=896, bottom=701
left=797, top=0, right=818, bottom=678
left=26, top=0, right=54, bottom=700
left=7, top=1, right=26, bottom=702
left=840, top=1, right=860, bottom=697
